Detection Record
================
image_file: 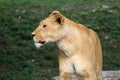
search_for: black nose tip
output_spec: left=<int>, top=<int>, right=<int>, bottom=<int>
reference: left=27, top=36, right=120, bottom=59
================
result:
left=32, top=34, right=35, bottom=37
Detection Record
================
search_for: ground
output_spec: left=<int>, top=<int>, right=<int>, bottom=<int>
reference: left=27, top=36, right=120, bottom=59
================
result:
left=0, top=0, right=120, bottom=80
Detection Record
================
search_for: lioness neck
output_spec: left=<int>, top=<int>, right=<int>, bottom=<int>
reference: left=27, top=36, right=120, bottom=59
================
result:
left=57, top=18, right=88, bottom=57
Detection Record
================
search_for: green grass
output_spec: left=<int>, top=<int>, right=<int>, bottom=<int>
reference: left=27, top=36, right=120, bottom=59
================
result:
left=0, top=0, right=120, bottom=80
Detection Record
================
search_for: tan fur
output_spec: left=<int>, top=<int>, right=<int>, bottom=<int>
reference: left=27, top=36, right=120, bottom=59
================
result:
left=32, top=11, right=102, bottom=80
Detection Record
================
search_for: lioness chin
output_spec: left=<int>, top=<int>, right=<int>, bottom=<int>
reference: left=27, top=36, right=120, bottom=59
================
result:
left=32, top=11, right=102, bottom=80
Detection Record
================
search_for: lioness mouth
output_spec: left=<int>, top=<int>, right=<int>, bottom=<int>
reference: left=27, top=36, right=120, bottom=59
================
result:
left=38, top=41, right=46, bottom=44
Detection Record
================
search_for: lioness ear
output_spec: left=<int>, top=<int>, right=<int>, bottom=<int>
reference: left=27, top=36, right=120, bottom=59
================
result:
left=50, top=11, right=64, bottom=25
left=51, top=10, right=60, bottom=14
left=55, top=16, right=64, bottom=24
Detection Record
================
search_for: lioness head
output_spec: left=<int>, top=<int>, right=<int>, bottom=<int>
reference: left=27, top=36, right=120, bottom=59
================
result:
left=32, top=11, right=65, bottom=48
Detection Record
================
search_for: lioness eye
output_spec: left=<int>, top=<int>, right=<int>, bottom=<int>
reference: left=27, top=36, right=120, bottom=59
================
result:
left=43, top=25, right=47, bottom=28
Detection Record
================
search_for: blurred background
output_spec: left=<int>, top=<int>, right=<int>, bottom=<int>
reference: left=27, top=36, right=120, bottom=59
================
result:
left=0, top=0, right=120, bottom=80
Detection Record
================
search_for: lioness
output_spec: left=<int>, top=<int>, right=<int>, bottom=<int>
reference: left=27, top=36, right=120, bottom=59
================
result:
left=32, top=11, right=102, bottom=80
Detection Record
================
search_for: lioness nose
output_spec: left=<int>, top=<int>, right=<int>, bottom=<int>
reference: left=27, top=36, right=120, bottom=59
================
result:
left=32, top=33, right=35, bottom=37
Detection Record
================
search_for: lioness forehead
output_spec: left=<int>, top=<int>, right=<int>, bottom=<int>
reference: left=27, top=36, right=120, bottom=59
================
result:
left=40, top=19, right=50, bottom=25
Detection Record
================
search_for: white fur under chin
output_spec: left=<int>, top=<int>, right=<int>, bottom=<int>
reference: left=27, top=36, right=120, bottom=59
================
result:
left=34, top=43, right=43, bottom=48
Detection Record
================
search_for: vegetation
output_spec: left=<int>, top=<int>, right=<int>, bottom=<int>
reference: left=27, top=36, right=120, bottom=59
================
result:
left=0, top=0, right=120, bottom=80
